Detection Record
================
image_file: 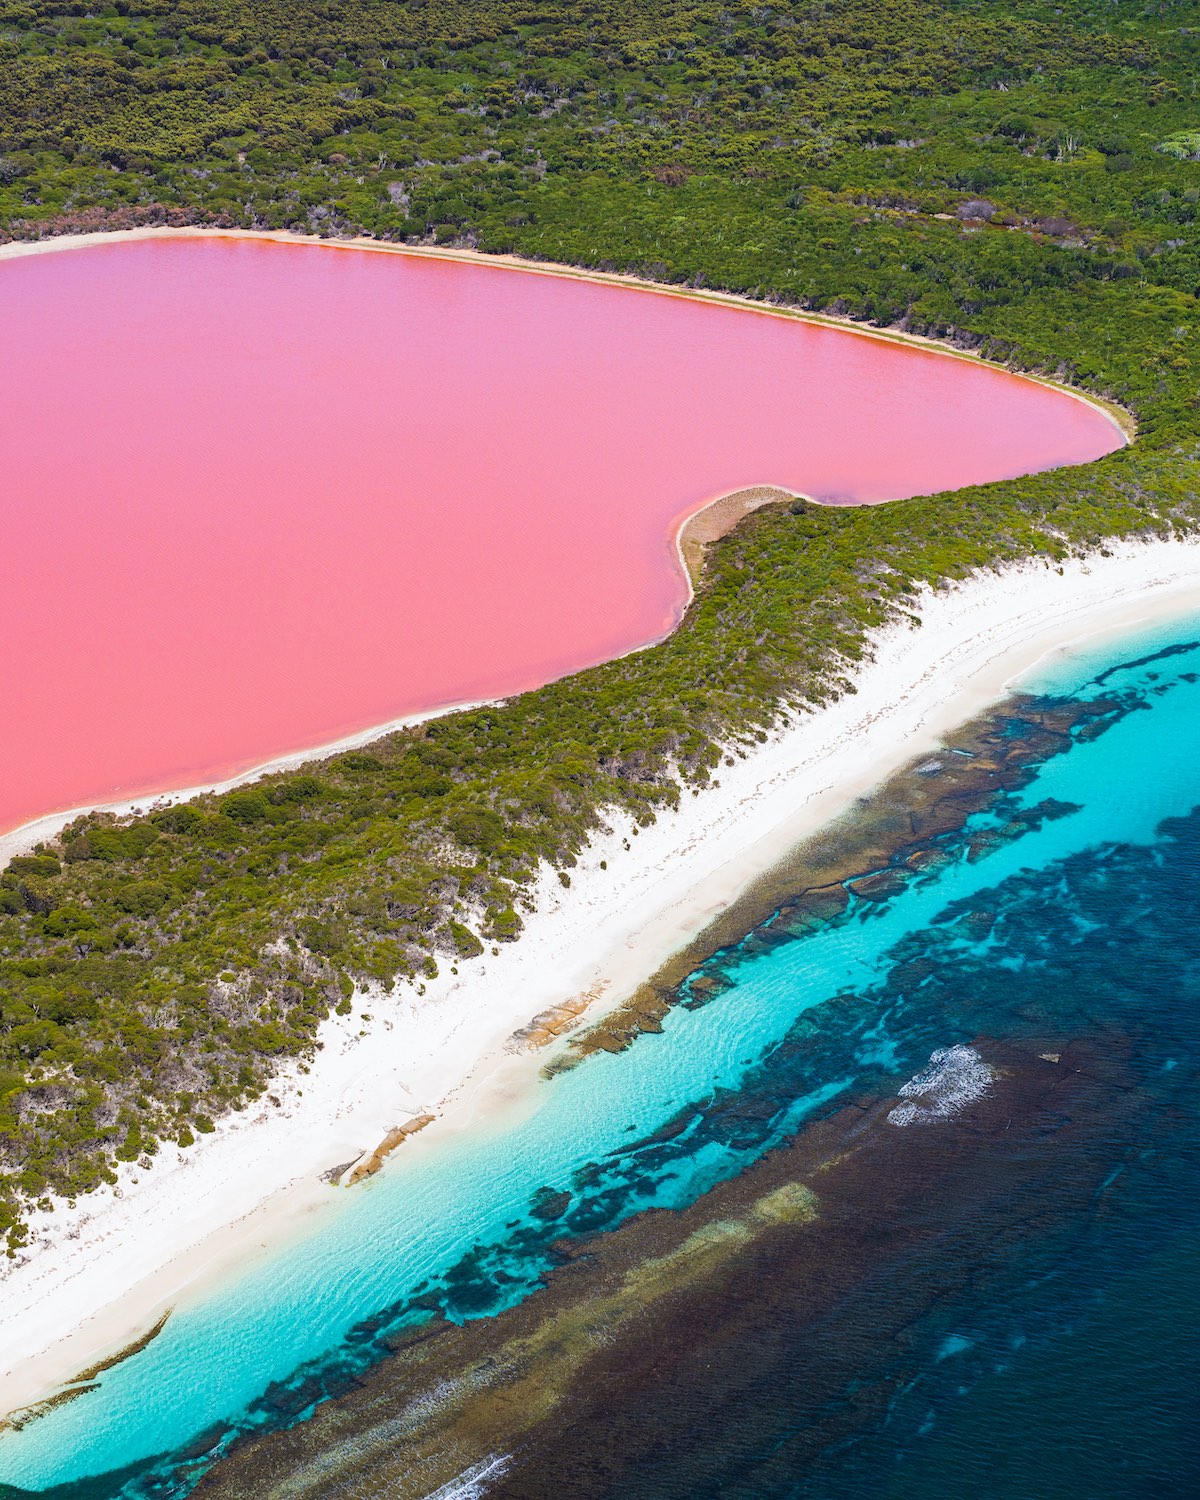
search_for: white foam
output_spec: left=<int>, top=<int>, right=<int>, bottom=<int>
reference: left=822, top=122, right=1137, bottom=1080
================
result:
left=423, top=1453, right=511, bottom=1499
left=887, top=1044, right=993, bottom=1126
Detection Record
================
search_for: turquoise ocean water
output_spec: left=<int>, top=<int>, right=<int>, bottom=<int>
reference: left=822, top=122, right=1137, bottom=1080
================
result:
left=3, top=604, right=1200, bottom=1496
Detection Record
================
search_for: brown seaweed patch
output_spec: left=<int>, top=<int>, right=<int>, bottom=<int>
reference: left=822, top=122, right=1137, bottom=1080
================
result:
left=847, top=869, right=909, bottom=901
left=74, top=1309, right=172, bottom=1382
left=906, top=846, right=952, bottom=872
left=1, top=1308, right=176, bottom=1434
left=543, top=984, right=673, bottom=1071
left=0, top=1381, right=101, bottom=1435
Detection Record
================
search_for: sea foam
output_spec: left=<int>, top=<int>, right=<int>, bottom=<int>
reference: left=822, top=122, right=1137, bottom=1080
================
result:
left=887, top=1045, right=993, bottom=1126
left=423, top=1454, right=511, bottom=1499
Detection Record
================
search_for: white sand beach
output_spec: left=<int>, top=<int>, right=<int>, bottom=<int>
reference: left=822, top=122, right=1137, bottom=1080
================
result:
left=3, top=535, right=1200, bottom=1420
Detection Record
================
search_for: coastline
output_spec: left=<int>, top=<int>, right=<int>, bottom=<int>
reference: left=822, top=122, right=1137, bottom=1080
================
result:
left=3, top=535, right=1199, bottom=1422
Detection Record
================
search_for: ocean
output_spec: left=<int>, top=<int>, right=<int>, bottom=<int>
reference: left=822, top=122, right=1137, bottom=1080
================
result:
left=2, top=604, right=1198, bottom=1498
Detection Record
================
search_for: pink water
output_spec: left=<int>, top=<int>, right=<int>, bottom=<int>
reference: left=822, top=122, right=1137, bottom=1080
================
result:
left=0, top=236, right=1122, bottom=836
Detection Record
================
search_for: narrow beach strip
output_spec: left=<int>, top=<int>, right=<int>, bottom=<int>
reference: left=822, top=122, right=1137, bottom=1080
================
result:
left=2, top=535, right=1198, bottom=1419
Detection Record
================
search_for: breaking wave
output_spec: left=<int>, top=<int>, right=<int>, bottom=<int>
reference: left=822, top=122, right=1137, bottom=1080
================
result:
left=422, top=1454, right=511, bottom=1499
left=887, top=1044, right=993, bottom=1127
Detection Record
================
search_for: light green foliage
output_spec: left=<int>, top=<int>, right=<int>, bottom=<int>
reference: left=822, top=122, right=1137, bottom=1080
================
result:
left=1159, top=130, right=1200, bottom=161
left=1, top=0, right=1200, bottom=1250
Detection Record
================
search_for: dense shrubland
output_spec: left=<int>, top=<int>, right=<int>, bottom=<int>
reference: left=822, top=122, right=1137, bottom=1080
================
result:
left=1, top=0, right=1199, bottom=1251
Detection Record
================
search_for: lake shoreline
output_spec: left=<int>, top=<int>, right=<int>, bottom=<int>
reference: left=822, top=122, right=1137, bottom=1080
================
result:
left=0, top=222, right=1127, bottom=861
left=0, top=481, right=799, bottom=868
left=0, top=224, right=1137, bottom=442
left=3, top=535, right=1199, bottom=1424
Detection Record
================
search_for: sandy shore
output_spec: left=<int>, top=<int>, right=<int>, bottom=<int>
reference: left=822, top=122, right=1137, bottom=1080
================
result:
left=2, top=535, right=1199, bottom=1420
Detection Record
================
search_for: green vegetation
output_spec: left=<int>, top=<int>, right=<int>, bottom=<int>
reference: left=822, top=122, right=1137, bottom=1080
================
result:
left=1160, top=128, right=1200, bottom=161
left=1, top=0, right=1199, bottom=1252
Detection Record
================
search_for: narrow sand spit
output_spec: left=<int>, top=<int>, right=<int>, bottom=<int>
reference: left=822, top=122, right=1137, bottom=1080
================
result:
left=2, top=535, right=1198, bottom=1417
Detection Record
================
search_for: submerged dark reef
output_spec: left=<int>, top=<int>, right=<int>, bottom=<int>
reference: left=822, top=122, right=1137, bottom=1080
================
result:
left=193, top=801, right=1200, bottom=1497
left=556, top=690, right=1112, bottom=1066
left=187, top=674, right=1198, bottom=1497
left=195, top=1035, right=1133, bottom=1500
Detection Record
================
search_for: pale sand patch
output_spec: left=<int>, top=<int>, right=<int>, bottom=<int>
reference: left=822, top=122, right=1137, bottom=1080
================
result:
left=676, top=484, right=798, bottom=585
left=2, top=535, right=1199, bottom=1419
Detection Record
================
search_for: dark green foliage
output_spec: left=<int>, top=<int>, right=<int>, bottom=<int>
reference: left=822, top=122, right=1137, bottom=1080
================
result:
left=221, top=789, right=270, bottom=825
left=2, top=0, right=1200, bottom=1251
left=447, top=921, right=485, bottom=959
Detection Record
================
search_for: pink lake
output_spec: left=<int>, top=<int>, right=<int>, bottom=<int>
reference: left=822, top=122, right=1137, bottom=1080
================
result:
left=0, top=235, right=1123, bottom=837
